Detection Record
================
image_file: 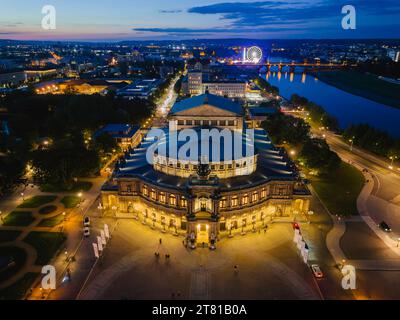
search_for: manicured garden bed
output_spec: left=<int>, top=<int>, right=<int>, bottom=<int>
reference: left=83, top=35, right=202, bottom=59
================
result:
left=0, top=230, right=22, bottom=243
left=40, top=181, right=93, bottom=192
left=24, top=232, right=66, bottom=265
left=60, top=196, right=81, bottom=208
left=38, top=205, right=57, bottom=215
left=3, top=211, right=35, bottom=227
left=38, top=214, right=65, bottom=227
left=0, top=272, right=39, bottom=300
left=18, top=195, right=57, bottom=208
left=0, top=246, right=27, bottom=282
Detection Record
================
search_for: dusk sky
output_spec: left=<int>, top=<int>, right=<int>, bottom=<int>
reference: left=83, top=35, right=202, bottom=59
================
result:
left=0, top=0, right=399, bottom=41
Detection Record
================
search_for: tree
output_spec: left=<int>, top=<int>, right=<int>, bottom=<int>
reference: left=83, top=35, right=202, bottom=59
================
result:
left=31, top=141, right=100, bottom=190
left=0, top=155, right=26, bottom=197
left=299, top=138, right=341, bottom=175
left=262, top=113, right=310, bottom=145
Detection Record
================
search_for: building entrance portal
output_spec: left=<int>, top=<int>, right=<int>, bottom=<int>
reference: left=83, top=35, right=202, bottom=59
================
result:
left=196, top=223, right=209, bottom=246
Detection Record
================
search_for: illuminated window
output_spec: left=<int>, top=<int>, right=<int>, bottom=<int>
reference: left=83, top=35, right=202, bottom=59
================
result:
left=242, top=194, right=249, bottom=205
left=180, top=196, right=187, bottom=208
left=159, top=192, right=166, bottom=203
left=151, top=189, right=157, bottom=200
left=169, top=194, right=176, bottom=206
left=231, top=196, right=238, bottom=207
left=252, top=191, right=258, bottom=202
left=261, top=188, right=267, bottom=198
left=219, top=197, right=227, bottom=208
left=143, top=185, right=149, bottom=197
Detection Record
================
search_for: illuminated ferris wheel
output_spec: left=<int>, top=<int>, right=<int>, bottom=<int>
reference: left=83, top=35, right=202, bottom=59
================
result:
left=245, top=46, right=263, bottom=63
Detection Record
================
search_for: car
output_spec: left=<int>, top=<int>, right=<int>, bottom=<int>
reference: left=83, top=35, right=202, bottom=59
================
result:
left=311, top=264, right=324, bottom=279
left=83, top=227, right=90, bottom=237
left=379, top=221, right=391, bottom=232
left=83, top=216, right=90, bottom=227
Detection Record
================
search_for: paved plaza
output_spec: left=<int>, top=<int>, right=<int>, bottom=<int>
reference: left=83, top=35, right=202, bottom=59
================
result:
left=78, top=220, right=323, bottom=300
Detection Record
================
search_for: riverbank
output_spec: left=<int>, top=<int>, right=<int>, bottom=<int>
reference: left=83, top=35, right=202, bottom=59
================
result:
left=312, top=70, right=400, bottom=109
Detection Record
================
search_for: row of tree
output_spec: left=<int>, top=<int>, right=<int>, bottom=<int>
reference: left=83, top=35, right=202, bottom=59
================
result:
left=254, top=77, right=280, bottom=96
left=289, top=93, right=400, bottom=160
left=290, top=94, right=339, bottom=132
left=262, top=113, right=340, bottom=175
left=343, top=124, right=400, bottom=159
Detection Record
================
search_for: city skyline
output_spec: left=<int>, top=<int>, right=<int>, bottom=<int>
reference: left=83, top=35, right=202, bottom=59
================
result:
left=0, top=0, right=399, bottom=41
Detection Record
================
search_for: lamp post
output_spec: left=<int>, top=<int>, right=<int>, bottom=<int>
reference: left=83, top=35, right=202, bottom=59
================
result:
left=349, top=139, right=354, bottom=152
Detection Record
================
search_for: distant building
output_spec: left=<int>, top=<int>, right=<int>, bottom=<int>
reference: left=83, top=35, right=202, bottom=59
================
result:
left=0, top=70, right=26, bottom=86
left=247, top=106, right=279, bottom=128
left=184, top=71, right=247, bottom=98
left=116, top=78, right=161, bottom=100
left=387, top=50, right=400, bottom=62
left=95, top=124, right=142, bottom=150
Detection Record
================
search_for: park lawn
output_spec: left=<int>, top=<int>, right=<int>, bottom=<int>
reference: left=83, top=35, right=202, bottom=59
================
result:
left=0, top=246, right=27, bottom=282
left=18, top=195, right=57, bottom=208
left=312, top=162, right=365, bottom=216
left=0, top=230, right=21, bottom=243
left=24, top=232, right=66, bottom=265
left=315, top=70, right=400, bottom=109
left=38, top=214, right=64, bottom=227
left=60, top=196, right=81, bottom=208
left=0, top=272, right=39, bottom=300
left=40, top=181, right=93, bottom=192
left=3, top=211, right=35, bottom=227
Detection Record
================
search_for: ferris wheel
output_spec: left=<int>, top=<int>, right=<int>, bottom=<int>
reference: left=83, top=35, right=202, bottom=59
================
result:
left=245, top=46, right=263, bottom=63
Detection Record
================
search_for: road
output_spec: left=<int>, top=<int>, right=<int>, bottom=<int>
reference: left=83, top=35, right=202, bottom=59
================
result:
left=321, top=130, right=400, bottom=236
left=40, top=74, right=181, bottom=300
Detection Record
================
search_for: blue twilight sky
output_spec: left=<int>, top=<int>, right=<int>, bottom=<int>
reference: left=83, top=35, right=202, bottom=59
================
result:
left=0, top=0, right=399, bottom=41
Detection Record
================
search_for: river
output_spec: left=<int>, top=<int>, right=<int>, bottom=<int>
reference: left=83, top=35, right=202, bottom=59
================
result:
left=261, top=68, right=400, bottom=137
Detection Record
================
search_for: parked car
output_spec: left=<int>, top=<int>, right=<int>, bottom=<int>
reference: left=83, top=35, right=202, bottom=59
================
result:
left=83, top=227, right=90, bottom=237
left=83, top=216, right=90, bottom=227
left=379, top=221, right=391, bottom=232
left=311, top=264, right=324, bottom=279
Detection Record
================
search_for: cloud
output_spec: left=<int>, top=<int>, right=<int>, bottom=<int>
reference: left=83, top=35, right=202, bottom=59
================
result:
left=159, top=10, right=182, bottom=13
left=135, top=1, right=400, bottom=38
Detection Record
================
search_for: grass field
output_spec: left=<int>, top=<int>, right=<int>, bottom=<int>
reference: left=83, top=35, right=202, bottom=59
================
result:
left=312, top=162, right=365, bottom=216
left=18, top=195, right=57, bottom=208
left=3, top=211, right=35, bottom=227
left=315, top=70, right=400, bottom=109
left=24, top=232, right=66, bottom=265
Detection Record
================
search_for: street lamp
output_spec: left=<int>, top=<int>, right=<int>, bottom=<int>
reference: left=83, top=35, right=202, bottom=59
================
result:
left=348, top=139, right=354, bottom=152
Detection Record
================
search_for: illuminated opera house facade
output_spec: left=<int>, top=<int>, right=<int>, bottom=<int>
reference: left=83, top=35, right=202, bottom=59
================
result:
left=101, top=93, right=311, bottom=247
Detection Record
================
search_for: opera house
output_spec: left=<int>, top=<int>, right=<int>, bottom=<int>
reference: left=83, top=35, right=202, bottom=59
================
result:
left=101, top=93, right=311, bottom=248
